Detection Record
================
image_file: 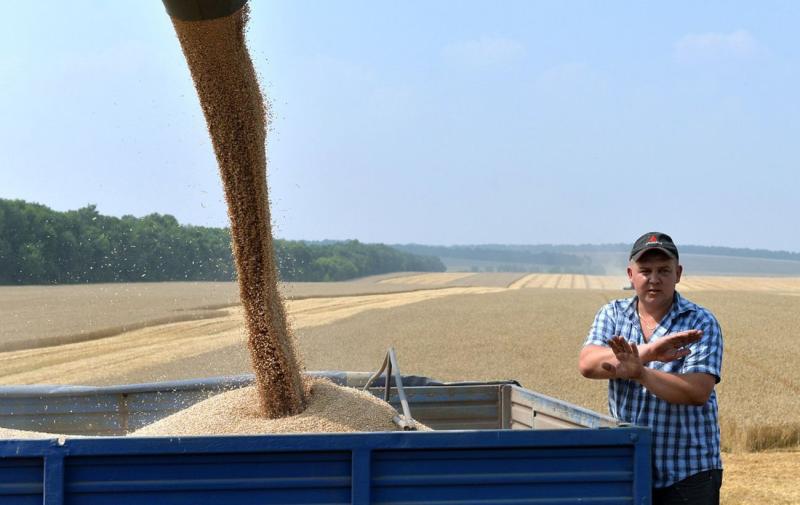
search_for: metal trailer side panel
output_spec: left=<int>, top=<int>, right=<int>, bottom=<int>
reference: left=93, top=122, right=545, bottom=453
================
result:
left=505, top=384, right=619, bottom=430
left=0, top=383, right=504, bottom=435
left=0, top=375, right=617, bottom=435
left=0, top=429, right=651, bottom=505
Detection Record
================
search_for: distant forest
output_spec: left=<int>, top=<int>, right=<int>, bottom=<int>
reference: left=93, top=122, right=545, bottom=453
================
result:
left=396, top=242, right=800, bottom=263
left=519, top=243, right=800, bottom=262
left=0, top=199, right=444, bottom=285
left=393, top=244, right=603, bottom=274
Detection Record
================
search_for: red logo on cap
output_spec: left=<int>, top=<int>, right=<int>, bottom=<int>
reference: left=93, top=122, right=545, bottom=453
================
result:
left=648, top=235, right=658, bottom=243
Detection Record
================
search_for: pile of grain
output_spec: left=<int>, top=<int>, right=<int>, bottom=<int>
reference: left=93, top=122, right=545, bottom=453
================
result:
left=170, top=5, right=305, bottom=417
left=0, top=380, right=426, bottom=438
left=0, top=427, right=59, bottom=439
left=134, top=378, right=423, bottom=436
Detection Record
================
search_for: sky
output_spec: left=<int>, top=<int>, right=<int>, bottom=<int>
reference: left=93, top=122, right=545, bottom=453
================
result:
left=2, top=1, right=799, bottom=251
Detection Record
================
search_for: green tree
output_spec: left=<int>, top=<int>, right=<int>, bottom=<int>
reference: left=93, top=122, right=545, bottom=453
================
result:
left=0, top=198, right=445, bottom=285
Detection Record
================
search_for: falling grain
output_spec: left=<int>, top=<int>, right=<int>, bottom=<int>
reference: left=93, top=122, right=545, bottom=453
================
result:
left=170, top=6, right=305, bottom=417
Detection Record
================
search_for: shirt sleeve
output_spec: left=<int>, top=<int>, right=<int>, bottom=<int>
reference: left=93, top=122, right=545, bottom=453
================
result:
left=680, top=312, right=723, bottom=383
left=584, top=303, right=616, bottom=347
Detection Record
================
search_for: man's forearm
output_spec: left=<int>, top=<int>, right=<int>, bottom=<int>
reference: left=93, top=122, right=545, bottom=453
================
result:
left=579, top=346, right=619, bottom=378
left=579, top=344, right=657, bottom=379
left=637, top=369, right=713, bottom=406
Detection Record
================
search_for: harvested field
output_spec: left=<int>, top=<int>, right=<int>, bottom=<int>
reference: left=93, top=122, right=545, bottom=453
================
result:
left=445, top=272, right=527, bottom=288
left=375, top=272, right=533, bottom=288
left=691, top=290, right=800, bottom=452
left=1, top=280, right=799, bottom=503
left=9, top=275, right=793, bottom=354
left=0, top=280, right=465, bottom=352
left=0, top=287, right=502, bottom=385
left=378, top=272, right=478, bottom=285
left=721, top=450, right=800, bottom=504
left=469, top=273, right=628, bottom=290
left=285, top=286, right=503, bottom=329
left=0, top=282, right=239, bottom=351
left=284, top=279, right=439, bottom=298
left=679, top=275, right=800, bottom=295
left=387, top=272, right=800, bottom=294
left=286, top=272, right=526, bottom=296
left=296, top=289, right=621, bottom=413
left=293, top=288, right=800, bottom=454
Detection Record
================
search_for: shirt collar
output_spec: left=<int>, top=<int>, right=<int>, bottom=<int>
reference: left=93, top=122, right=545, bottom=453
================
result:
left=671, top=291, right=694, bottom=317
left=622, top=291, right=694, bottom=322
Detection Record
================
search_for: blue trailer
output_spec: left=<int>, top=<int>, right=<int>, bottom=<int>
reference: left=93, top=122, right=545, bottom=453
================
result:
left=0, top=372, right=651, bottom=504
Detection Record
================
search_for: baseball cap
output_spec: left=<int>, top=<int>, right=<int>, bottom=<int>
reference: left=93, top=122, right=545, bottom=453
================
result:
left=629, top=232, right=679, bottom=261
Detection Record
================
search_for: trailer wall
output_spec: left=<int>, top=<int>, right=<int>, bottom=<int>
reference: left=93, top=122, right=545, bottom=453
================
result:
left=0, top=428, right=650, bottom=505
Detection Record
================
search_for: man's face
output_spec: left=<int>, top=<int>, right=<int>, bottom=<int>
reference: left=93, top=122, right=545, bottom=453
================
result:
left=627, top=251, right=682, bottom=307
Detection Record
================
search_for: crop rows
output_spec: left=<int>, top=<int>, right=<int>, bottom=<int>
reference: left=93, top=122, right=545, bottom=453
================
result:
left=2, top=279, right=797, bottom=454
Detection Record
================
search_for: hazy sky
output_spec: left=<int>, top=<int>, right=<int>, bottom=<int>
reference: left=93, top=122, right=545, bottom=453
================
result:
left=2, top=1, right=799, bottom=251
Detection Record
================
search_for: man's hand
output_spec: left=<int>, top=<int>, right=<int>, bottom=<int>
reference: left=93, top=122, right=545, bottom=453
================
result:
left=584, top=331, right=716, bottom=405
left=643, top=329, right=702, bottom=363
left=602, top=336, right=644, bottom=380
left=579, top=329, right=703, bottom=380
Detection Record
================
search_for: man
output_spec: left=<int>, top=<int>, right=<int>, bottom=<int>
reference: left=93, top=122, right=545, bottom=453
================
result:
left=578, top=232, right=723, bottom=505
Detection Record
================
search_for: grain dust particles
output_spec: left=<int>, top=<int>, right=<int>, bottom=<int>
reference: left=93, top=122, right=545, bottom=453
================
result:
left=169, top=5, right=305, bottom=417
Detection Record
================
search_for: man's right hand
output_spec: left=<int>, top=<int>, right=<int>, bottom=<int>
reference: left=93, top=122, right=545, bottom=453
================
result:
left=642, top=329, right=703, bottom=363
left=580, top=329, right=703, bottom=380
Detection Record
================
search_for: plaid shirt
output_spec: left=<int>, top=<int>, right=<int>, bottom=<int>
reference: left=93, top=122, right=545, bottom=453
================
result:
left=584, top=292, right=723, bottom=489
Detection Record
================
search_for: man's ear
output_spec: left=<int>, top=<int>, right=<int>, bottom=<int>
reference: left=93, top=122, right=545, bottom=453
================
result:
left=676, top=264, right=683, bottom=283
left=627, top=264, right=634, bottom=281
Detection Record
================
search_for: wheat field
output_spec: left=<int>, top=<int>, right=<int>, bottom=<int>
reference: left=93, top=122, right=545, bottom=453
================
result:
left=513, top=271, right=800, bottom=294
left=383, top=271, right=800, bottom=295
left=1, top=274, right=798, bottom=503
left=378, top=272, right=478, bottom=285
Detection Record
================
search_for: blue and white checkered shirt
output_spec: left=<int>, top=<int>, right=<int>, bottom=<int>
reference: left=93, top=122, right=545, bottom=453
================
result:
left=584, top=292, right=723, bottom=489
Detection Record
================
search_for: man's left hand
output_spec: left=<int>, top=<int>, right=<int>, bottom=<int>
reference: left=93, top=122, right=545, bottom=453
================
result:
left=602, top=336, right=644, bottom=380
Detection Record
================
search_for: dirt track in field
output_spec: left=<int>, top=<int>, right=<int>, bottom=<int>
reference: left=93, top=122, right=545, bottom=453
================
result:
left=504, top=273, right=800, bottom=294
left=0, top=286, right=503, bottom=385
left=4, top=273, right=799, bottom=386
left=378, top=272, right=477, bottom=285
left=508, top=273, right=628, bottom=290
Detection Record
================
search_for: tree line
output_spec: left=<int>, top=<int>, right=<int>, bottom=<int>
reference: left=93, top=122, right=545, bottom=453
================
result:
left=393, top=243, right=590, bottom=265
left=523, top=242, right=800, bottom=262
left=0, top=199, right=444, bottom=285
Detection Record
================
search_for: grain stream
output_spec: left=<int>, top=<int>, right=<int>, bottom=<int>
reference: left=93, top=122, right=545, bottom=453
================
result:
left=171, top=6, right=304, bottom=417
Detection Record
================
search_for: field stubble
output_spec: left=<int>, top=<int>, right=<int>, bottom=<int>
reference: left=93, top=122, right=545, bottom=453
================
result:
left=0, top=279, right=453, bottom=352
left=0, top=287, right=503, bottom=385
left=1, top=277, right=799, bottom=503
left=294, top=286, right=800, bottom=504
left=295, top=287, right=800, bottom=455
left=2, top=277, right=798, bottom=454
